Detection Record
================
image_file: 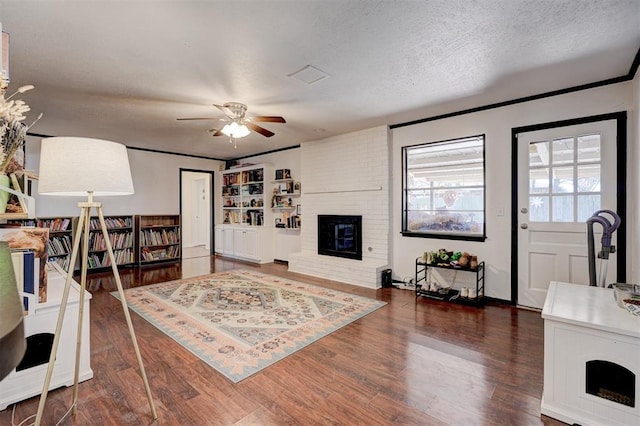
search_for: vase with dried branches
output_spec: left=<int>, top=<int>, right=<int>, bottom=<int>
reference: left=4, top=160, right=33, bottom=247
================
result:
left=0, top=80, right=42, bottom=213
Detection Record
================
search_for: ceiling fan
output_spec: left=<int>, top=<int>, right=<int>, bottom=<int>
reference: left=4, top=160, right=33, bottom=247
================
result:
left=177, top=102, right=286, bottom=148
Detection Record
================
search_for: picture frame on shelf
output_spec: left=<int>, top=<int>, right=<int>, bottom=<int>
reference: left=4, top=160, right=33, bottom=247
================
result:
left=296, top=204, right=301, bottom=215
left=294, top=181, right=301, bottom=192
left=275, top=169, right=290, bottom=180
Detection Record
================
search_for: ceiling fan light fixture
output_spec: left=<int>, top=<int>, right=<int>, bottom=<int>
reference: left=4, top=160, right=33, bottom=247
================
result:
left=221, top=121, right=250, bottom=138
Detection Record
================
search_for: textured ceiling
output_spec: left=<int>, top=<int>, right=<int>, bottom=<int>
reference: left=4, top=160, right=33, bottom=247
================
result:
left=1, top=0, right=639, bottom=160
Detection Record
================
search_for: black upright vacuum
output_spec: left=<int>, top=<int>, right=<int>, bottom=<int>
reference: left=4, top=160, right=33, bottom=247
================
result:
left=586, top=209, right=621, bottom=287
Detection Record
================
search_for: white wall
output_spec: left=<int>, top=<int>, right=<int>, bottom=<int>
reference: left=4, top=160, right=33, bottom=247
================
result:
left=26, top=135, right=222, bottom=217
left=392, top=82, right=634, bottom=300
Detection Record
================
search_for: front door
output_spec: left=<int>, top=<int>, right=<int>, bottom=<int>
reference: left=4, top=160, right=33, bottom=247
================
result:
left=516, top=120, right=618, bottom=309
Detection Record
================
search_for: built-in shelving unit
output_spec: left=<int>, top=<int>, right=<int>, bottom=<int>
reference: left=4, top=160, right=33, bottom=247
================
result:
left=271, top=177, right=301, bottom=229
left=135, top=215, right=181, bottom=265
left=217, top=164, right=274, bottom=263
left=222, top=164, right=270, bottom=226
left=6, top=217, right=74, bottom=271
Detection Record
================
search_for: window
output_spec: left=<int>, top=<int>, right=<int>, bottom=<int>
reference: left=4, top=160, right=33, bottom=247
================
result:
left=402, top=135, right=486, bottom=240
left=528, top=133, right=601, bottom=223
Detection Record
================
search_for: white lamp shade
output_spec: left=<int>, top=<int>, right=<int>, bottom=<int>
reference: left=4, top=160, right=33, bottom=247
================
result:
left=221, top=122, right=251, bottom=138
left=38, top=137, right=134, bottom=196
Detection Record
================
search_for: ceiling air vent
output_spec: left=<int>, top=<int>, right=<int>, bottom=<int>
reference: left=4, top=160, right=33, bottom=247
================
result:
left=288, top=65, right=330, bottom=85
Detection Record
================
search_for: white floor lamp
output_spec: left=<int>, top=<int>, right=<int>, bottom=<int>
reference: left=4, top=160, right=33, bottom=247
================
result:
left=35, top=137, right=157, bottom=425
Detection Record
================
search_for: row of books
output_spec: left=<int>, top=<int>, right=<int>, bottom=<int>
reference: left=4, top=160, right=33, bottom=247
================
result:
left=10, top=249, right=39, bottom=314
left=243, top=210, right=263, bottom=226
left=140, top=246, right=180, bottom=261
left=13, top=218, right=72, bottom=232
left=48, top=235, right=72, bottom=256
left=140, top=229, right=179, bottom=246
left=88, top=216, right=133, bottom=230
left=48, top=255, right=71, bottom=271
left=87, top=248, right=134, bottom=268
left=275, top=214, right=301, bottom=229
left=240, top=183, right=263, bottom=196
left=88, top=231, right=134, bottom=251
left=241, top=169, right=264, bottom=183
left=223, top=173, right=239, bottom=186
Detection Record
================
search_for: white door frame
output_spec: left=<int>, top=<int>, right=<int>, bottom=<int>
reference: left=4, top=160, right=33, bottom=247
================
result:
left=510, top=112, right=627, bottom=306
left=180, top=168, right=214, bottom=256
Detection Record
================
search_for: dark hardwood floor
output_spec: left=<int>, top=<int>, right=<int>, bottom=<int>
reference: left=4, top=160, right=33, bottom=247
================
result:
left=2, top=256, right=566, bottom=425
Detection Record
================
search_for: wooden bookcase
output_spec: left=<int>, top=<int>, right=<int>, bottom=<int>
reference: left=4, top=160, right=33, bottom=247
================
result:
left=6, top=217, right=74, bottom=271
left=73, top=215, right=135, bottom=271
left=135, top=215, right=181, bottom=265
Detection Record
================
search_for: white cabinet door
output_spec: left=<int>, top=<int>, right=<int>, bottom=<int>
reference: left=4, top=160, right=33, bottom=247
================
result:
left=214, top=227, right=223, bottom=253
left=222, top=228, right=234, bottom=255
left=233, top=228, right=258, bottom=260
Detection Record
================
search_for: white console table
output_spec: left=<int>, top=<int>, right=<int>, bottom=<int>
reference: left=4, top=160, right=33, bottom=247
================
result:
left=541, top=281, right=640, bottom=425
left=0, top=265, right=93, bottom=410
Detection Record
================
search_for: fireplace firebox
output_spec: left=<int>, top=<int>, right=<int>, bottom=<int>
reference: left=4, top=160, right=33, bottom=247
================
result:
left=317, top=215, right=362, bottom=260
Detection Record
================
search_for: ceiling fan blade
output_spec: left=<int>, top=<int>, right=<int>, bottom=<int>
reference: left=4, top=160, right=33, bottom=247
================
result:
left=213, top=104, right=232, bottom=116
left=246, top=122, right=275, bottom=138
left=251, top=116, right=286, bottom=123
left=177, top=117, right=223, bottom=121
left=209, top=128, right=225, bottom=137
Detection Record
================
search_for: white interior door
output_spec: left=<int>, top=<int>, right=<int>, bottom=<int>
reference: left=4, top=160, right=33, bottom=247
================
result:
left=516, top=120, right=617, bottom=308
left=193, top=178, right=208, bottom=247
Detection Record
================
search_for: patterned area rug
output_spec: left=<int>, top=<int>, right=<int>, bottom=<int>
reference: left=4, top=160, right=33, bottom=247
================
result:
left=112, top=270, right=386, bottom=383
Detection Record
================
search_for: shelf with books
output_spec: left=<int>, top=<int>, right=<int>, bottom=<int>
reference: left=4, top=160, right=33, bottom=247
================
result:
left=271, top=174, right=301, bottom=229
left=74, top=215, right=135, bottom=271
left=135, top=215, right=181, bottom=265
left=221, top=164, right=271, bottom=226
left=6, top=217, right=75, bottom=272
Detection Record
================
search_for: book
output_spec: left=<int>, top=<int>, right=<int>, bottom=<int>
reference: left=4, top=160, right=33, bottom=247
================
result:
left=22, top=250, right=35, bottom=311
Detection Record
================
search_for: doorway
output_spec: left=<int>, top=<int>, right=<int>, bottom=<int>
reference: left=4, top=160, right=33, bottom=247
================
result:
left=511, top=112, right=627, bottom=308
left=180, top=169, right=214, bottom=260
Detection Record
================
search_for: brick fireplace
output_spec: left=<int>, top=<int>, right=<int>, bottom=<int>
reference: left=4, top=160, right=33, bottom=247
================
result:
left=288, top=126, right=391, bottom=289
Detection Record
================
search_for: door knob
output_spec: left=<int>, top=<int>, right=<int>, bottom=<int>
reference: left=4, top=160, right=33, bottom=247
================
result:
left=521, top=207, right=528, bottom=214
left=520, top=223, right=528, bottom=229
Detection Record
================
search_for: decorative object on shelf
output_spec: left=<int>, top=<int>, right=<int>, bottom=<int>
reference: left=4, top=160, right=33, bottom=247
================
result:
left=0, top=81, right=42, bottom=214
left=275, top=169, right=291, bottom=180
left=36, top=137, right=157, bottom=424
